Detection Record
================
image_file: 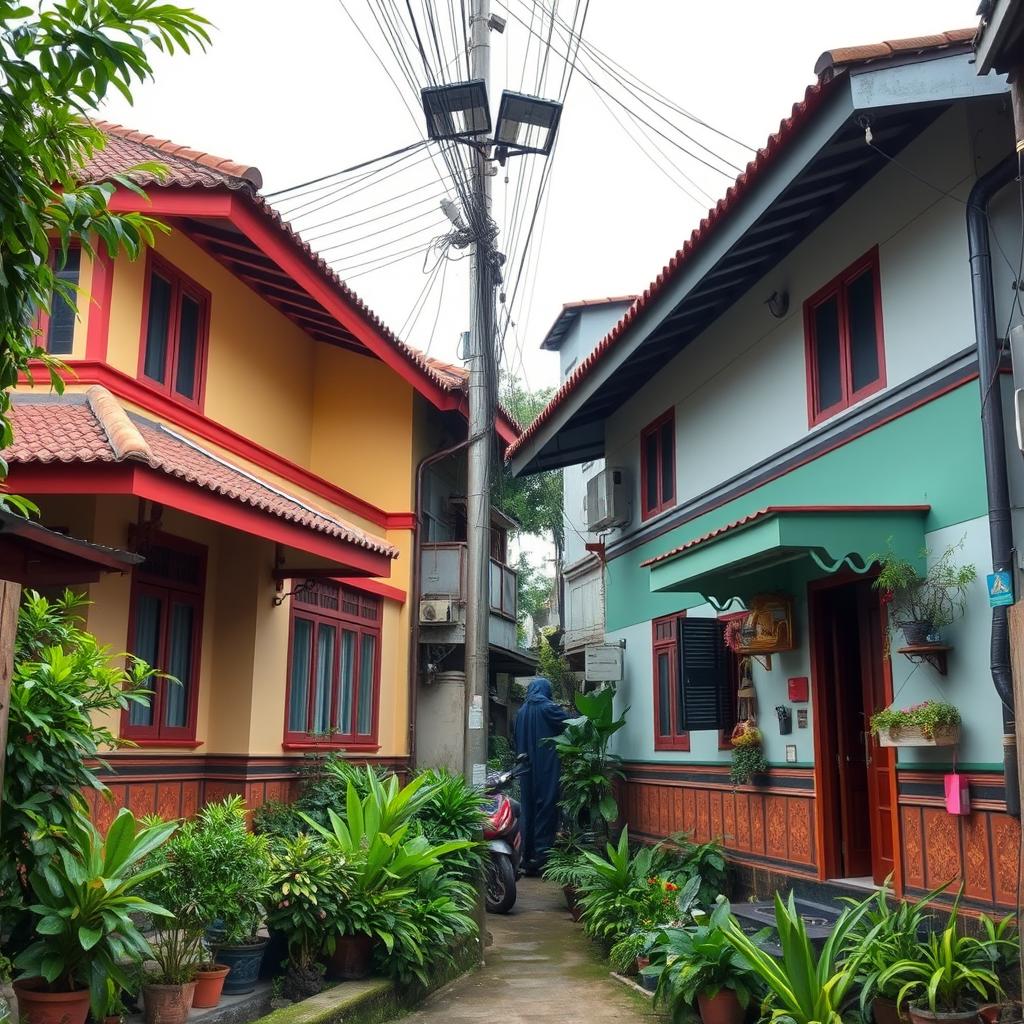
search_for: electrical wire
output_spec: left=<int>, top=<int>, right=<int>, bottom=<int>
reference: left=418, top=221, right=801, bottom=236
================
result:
left=300, top=187, right=449, bottom=242
left=317, top=217, right=449, bottom=258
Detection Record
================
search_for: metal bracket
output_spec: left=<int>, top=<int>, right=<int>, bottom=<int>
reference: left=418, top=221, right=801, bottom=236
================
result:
left=705, top=594, right=745, bottom=612
left=808, top=550, right=873, bottom=575
left=273, top=578, right=316, bottom=608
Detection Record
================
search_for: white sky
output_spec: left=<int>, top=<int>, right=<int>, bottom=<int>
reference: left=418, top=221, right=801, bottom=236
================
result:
left=95, top=0, right=975, bottom=400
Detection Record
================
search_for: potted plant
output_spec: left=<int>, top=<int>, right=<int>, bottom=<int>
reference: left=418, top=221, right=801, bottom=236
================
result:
left=873, top=542, right=976, bottom=646
left=730, top=723, right=768, bottom=785
left=646, top=899, right=763, bottom=1024
left=876, top=902, right=1003, bottom=1024
left=609, top=932, right=650, bottom=978
left=13, top=810, right=176, bottom=1024
left=541, top=831, right=597, bottom=914
left=265, top=833, right=349, bottom=999
left=0, top=953, right=14, bottom=1024
left=870, top=701, right=961, bottom=747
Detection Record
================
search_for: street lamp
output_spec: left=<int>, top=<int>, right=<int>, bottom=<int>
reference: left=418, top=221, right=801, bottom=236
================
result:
left=421, top=80, right=491, bottom=142
left=494, top=90, right=562, bottom=160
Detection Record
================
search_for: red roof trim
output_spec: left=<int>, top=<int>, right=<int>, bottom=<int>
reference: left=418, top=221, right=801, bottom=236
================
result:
left=639, top=504, right=931, bottom=569
left=508, top=28, right=974, bottom=463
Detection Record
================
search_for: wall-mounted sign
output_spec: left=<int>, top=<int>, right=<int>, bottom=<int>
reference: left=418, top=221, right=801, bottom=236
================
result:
left=785, top=744, right=798, bottom=763
left=585, top=644, right=623, bottom=682
left=797, top=709, right=808, bottom=729
left=987, top=571, right=1014, bottom=607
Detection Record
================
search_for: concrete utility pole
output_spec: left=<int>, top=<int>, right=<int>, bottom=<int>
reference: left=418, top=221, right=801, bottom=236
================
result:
left=464, top=0, right=496, bottom=957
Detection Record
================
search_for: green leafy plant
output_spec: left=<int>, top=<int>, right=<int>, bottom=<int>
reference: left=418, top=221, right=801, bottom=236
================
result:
left=646, top=899, right=764, bottom=1024
left=265, top=833, right=348, bottom=1000
left=550, top=688, right=627, bottom=834
left=730, top=744, right=768, bottom=785
left=870, top=701, right=961, bottom=739
left=876, top=897, right=1004, bottom=1014
left=14, top=810, right=176, bottom=1019
left=412, top=769, right=486, bottom=882
left=252, top=800, right=305, bottom=840
left=720, top=890, right=880, bottom=1024
left=609, top=932, right=652, bottom=975
left=648, top=834, right=728, bottom=908
left=1, top=591, right=159, bottom=947
left=541, top=832, right=599, bottom=889
left=873, top=541, right=977, bottom=633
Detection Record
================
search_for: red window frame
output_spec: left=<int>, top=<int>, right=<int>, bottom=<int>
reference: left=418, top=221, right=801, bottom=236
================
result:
left=137, top=250, right=210, bottom=410
left=35, top=243, right=82, bottom=355
left=803, top=246, right=886, bottom=427
left=121, top=532, right=206, bottom=745
left=283, top=582, right=382, bottom=750
left=640, top=408, right=676, bottom=521
left=652, top=612, right=689, bottom=751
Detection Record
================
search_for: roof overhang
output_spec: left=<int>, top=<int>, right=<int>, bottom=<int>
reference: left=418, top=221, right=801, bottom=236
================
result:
left=8, top=462, right=392, bottom=579
left=975, top=0, right=1024, bottom=76
left=105, top=187, right=518, bottom=450
left=539, top=297, right=637, bottom=351
left=510, top=49, right=1008, bottom=476
left=0, top=510, right=141, bottom=585
left=643, top=505, right=929, bottom=605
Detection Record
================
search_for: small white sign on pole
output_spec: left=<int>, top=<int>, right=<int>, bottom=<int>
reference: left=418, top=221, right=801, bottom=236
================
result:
left=585, top=644, right=623, bottom=682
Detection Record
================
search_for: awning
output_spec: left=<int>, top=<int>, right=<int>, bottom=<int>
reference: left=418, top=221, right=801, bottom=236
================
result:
left=642, top=505, right=930, bottom=604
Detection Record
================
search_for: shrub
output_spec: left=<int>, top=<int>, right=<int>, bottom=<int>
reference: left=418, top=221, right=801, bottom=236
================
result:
left=870, top=701, right=960, bottom=739
left=730, top=744, right=768, bottom=785
left=252, top=800, right=306, bottom=840
left=412, top=769, right=486, bottom=882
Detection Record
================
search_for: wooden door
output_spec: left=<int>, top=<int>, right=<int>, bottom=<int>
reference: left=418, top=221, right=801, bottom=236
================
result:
left=856, top=581, right=896, bottom=883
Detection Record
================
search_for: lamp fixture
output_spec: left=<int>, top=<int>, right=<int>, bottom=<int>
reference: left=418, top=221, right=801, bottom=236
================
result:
left=421, top=80, right=491, bottom=142
left=494, top=90, right=563, bottom=162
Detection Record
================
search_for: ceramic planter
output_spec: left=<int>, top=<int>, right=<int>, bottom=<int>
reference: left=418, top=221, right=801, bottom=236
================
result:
left=142, top=982, right=197, bottom=1024
left=698, top=990, right=744, bottom=1024
left=873, top=996, right=909, bottom=1024
left=218, top=938, right=268, bottom=995
left=876, top=724, right=960, bottom=748
left=907, top=1005, right=980, bottom=1024
left=12, top=979, right=90, bottom=1024
left=899, top=620, right=935, bottom=645
left=192, top=965, right=230, bottom=1008
left=326, top=934, right=374, bottom=981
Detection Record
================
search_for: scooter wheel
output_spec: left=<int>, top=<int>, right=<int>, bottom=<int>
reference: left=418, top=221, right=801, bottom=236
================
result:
left=485, top=854, right=517, bottom=914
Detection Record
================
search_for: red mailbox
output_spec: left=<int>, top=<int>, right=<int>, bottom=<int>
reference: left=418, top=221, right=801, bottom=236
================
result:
left=787, top=676, right=809, bottom=702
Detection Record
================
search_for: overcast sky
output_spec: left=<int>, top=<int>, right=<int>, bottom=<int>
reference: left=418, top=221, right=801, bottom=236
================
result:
left=96, top=0, right=974, bottom=395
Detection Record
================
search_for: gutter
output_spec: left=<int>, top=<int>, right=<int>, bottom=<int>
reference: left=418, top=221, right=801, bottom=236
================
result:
left=407, top=436, right=472, bottom=767
left=967, top=152, right=1020, bottom=818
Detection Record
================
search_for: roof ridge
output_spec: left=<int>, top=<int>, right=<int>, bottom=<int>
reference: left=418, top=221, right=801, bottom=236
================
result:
left=85, top=386, right=153, bottom=463
left=814, top=27, right=975, bottom=79
left=91, top=120, right=263, bottom=190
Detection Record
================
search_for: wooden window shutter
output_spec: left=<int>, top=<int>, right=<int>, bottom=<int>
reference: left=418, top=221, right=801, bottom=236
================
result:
left=678, top=618, right=730, bottom=731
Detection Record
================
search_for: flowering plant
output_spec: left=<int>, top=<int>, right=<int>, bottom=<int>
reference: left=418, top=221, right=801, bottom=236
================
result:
left=870, top=700, right=960, bottom=740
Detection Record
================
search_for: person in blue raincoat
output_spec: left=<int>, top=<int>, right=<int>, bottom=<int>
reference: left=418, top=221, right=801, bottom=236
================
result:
left=513, top=677, right=569, bottom=874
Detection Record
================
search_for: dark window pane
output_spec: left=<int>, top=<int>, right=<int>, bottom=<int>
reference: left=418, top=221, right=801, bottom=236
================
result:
left=288, top=618, right=313, bottom=733
left=337, top=630, right=356, bottom=734
left=657, top=651, right=671, bottom=736
left=313, top=624, right=336, bottom=734
left=659, top=419, right=674, bottom=504
left=357, top=633, right=376, bottom=735
left=813, top=295, right=842, bottom=413
left=644, top=431, right=659, bottom=511
left=144, top=273, right=173, bottom=383
left=164, top=602, right=195, bottom=728
left=129, top=593, right=162, bottom=726
left=847, top=269, right=880, bottom=393
left=175, top=294, right=201, bottom=399
left=47, top=249, right=81, bottom=355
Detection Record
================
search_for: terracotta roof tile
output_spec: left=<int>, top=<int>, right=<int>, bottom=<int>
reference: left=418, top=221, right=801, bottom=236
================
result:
left=507, top=28, right=975, bottom=462
left=6, top=391, right=397, bottom=559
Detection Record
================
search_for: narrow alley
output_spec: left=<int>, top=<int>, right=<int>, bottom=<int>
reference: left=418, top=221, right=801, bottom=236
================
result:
left=402, top=880, right=656, bottom=1024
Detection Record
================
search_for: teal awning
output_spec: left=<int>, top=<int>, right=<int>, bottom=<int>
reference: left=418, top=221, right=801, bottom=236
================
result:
left=642, top=505, right=930, bottom=604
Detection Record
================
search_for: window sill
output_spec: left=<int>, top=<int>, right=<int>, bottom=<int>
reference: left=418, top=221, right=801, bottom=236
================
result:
left=120, top=738, right=204, bottom=749
left=281, top=741, right=381, bottom=753
left=653, top=740, right=691, bottom=753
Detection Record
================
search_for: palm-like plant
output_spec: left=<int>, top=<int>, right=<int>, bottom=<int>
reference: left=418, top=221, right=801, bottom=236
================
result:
left=15, top=810, right=176, bottom=1018
left=720, top=891, right=880, bottom=1024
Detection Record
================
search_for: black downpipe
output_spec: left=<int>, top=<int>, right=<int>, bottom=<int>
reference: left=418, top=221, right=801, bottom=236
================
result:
left=967, top=154, right=1020, bottom=818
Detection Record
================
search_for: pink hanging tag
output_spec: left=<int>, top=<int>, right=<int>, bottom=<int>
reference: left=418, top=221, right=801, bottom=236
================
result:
left=944, top=773, right=970, bottom=815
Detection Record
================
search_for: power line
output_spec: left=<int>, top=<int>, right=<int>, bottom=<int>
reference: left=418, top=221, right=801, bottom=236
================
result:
left=300, top=187, right=449, bottom=241
left=317, top=217, right=448, bottom=258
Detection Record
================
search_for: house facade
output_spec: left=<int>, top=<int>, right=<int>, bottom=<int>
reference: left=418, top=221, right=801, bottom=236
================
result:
left=9, top=124, right=518, bottom=823
left=512, top=30, right=1023, bottom=913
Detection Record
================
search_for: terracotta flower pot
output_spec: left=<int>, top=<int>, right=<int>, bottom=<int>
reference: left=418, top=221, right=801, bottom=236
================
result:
left=142, top=981, right=197, bottom=1024
left=907, top=1006, right=980, bottom=1024
left=192, top=965, right=230, bottom=1009
left=562, top=885, right=579, bottom=911
left=698, top=990, right=745, bottom=1024
left=326, top=934, right=374, bottom=981
left=873, top=996, right=909, bottom=1024
left=12, top=979, right=90, bottom=1024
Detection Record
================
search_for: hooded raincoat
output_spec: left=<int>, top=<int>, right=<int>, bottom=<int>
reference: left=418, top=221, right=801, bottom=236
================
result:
left=513, top=677, right=569, bottom=870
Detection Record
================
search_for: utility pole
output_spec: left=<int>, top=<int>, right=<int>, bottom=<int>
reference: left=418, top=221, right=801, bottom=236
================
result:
left=463, top=0, right=496, bottom=961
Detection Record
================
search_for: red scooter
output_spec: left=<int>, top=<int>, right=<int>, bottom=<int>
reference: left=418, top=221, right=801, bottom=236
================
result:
left=483, top=753, right=529, bottom=913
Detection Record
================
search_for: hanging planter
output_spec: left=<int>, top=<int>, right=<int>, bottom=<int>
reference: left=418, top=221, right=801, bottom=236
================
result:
left=870, top=701, right=961, bottom=748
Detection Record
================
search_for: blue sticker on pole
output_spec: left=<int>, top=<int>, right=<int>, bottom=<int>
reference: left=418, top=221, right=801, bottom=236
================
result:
left=987, top=571, right=1014, bottom=607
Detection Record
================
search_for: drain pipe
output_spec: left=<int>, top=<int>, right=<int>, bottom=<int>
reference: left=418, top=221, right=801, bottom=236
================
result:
left=967, top=152, right=1021, bottom=818
left=407, top=436, right=472, bottom=768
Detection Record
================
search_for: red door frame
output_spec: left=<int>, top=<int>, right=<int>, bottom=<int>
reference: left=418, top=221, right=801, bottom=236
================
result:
left=807, top=571, right=902, bottom=893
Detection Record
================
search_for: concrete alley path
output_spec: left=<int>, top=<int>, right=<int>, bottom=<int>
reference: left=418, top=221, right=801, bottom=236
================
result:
left=403, top=878, right=658, bottom=1024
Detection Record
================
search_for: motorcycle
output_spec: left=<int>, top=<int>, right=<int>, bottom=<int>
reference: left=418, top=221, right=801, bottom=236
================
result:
left=483, top=753, right=529, bottom=914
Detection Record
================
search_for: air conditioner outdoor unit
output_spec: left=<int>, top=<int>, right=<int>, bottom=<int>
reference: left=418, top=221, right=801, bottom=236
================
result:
left=586, top=467, right=629, bottom=531
left=419, top=598, right=453, bottom=623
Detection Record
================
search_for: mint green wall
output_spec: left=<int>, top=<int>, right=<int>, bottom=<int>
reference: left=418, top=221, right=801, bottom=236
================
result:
left=605, top=381, right=987, bottom=633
